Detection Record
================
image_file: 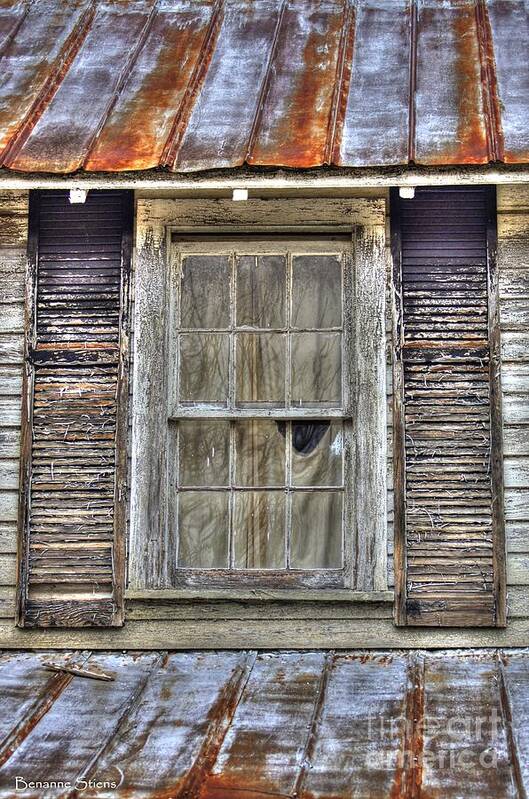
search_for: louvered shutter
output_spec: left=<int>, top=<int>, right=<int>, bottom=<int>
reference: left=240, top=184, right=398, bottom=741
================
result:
left=392, top=186, right=506, bottom=627
left=16, top=190, right=133, bottom=627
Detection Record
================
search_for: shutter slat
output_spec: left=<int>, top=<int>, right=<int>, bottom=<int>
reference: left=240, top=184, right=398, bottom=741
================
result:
left=16, top=190, right=132, bottom=628
left=392, top=186, right=507, bottom=628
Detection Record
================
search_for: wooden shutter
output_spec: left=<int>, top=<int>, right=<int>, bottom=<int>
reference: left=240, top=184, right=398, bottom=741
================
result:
left=392, top=186, right=506, bottom=627
left=16, top=190, right=133, bottom=627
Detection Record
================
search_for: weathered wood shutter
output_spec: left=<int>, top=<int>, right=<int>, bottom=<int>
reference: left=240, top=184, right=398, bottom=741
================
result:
left=16, top=190, right=133, bottom=627
left=392, top=186, right=506, bottom=627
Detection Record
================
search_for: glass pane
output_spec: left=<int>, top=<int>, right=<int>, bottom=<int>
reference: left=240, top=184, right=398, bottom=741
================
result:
left=291, top=255, right=342, bottom=329
left=178, top=491, right=229, bottom=567
left=234, top=419, right=285, bottom=486
left=291, top=332, right=341, bottom=406
left=233, top=491, right=285, bottom=568
left=180, top=255, right=230, bottom=329
left=236, top=255, right=286, bottom=328
left=290, top=492, right=343, bottom=568
left=179, top=333, right=229, bottom=404
left=179, top=421, right=229, bottom=486
left=291, top=421, right=343, bottom=486
left=236, top=333, right=285, bottom=406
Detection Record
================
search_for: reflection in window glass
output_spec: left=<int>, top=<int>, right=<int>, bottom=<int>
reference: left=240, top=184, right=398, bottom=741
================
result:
left=234, top=419, right=285, bottom=486
left=179, top=333, right=229, bottom=404
left=233, top=491, right=285, bottom=569
left=291, top=332, right=342, bottom=406
left=236, top=255, right=286, bottom=328
left=291, top=255, right=342, bottom=329
left=236, top=333, right=286, bottom=406
left=178, top=492, right=229, bottom=568
left=181, top=255, right=230, bottom=329
left=291, top=492, right=343, bottom=568
left=179, top=421, right=229, bottom=487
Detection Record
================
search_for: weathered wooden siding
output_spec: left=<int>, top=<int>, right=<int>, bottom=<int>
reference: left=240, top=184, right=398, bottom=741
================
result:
left=498, top=185, right=529, bottom=620
left=0, top=191, right=27, bottom=622
left=0, top=187, right=527, bottom=647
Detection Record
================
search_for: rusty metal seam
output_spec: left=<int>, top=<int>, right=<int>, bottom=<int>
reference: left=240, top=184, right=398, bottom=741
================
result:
left=292, top=650, right=336, bottom=798
left=0, top=0, right=31, bottom=61
left=244, top=0, right=288, bottom=164
left=400, top=652, right=425, bottom=799
left=326, top=0, right=356, bottom=166
left=0, top=651, right=93, bottom=770
left=497, top=652, right=528, bottom=799
left=176, top=650, right=258, bottom=799
left=475, top=0, right=505, bottom=163
left=407, top=0, right=418, bottom=165
left=81, top=0, right=161, bottom=170
left=65, top=651, right=169, bottom=799
left=0, top=1, right=97, bottom=168
left=161, top=0, right=225, bottom=169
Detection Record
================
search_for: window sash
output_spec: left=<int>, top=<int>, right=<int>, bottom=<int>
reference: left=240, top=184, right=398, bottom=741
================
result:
left=168, top=238, right=354, bottom=419
left=167, top=237, right=354, bottom=585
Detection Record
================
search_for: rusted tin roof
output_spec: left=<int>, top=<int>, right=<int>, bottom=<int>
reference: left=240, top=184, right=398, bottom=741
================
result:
left=0, top=649, right=528, bottom=797
left=0, top=0, right=527, bottom=175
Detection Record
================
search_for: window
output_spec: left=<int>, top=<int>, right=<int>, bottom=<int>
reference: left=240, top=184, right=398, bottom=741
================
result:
left=130, top=198, right=387, bottom=595
left=168, top=238, right=353, bottom=587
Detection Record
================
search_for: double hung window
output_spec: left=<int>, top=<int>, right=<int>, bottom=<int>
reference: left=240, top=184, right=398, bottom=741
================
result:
left=168, top=237, right=353, bottom=587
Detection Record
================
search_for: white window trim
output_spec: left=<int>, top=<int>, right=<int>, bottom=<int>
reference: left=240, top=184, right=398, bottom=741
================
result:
left=129, top=198, right=387, bottom=594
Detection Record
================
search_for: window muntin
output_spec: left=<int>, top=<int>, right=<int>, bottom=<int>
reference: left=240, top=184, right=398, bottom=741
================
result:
left=168, top=238, right=352, bottom=584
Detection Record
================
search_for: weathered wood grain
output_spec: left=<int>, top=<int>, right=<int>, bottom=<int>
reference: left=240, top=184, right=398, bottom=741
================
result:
left=1, top=618, right=529, bottom=650
left=391, top=186, right=506, bottom=627
left=137, top=197, right=385, bottom=234
left=352, top=223, right=388, bottom=590
left=16, top=190, right=133, bottom=628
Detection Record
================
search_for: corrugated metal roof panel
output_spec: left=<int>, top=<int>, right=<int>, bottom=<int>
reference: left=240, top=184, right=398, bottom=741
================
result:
left=0, top=649, right=528, bottom=797
left=0, top=0, right=527, bottom=174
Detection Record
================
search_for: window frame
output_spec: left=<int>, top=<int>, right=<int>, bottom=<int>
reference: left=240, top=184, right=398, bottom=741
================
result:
left=129, top=198, right=388, bottom=597
left=167, top=236, right=354, bottom=589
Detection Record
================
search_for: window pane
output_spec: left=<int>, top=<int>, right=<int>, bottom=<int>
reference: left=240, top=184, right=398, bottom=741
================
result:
left=234, top=419, right=285, bottom=486
left=233, top=491, right=285, bottom=569
left=291, top=255, right=342, bottom=329
left=291, top=332, right=341, bottom=406
left=180, top=333, right=229, bottom=404
left=236, top=333, right=285, bottom=406
left=178, top=492, right=228, bottom=567
left=236, top=255, right=286, bottom=328
left=179, top=421, right=229, bottom=487
left=291, top=421, right=343, bottom=486
left=290, top=492, right=343, bottom=568
left=180, top=255, right=230, bottom=329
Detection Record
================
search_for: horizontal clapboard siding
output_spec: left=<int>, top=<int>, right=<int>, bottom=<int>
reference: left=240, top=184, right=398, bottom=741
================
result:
left=392, top=187, right=506, bottom=627
left=17, top=190, right=132, bottom=627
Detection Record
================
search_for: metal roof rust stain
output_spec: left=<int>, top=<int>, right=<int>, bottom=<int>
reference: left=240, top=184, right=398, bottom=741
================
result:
left=0, top=0, right=527, bottom=173
left=246, top=1, right=345, bottom=169
left=452, top=2, right=490, bottom=166
left=86, top=3, right=218, bottom=171
left=160, top=0, right=224, bottom=170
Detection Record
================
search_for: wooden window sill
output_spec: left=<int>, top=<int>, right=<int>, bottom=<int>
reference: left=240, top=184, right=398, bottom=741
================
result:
left=125, top=588, right=394, bottom=603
